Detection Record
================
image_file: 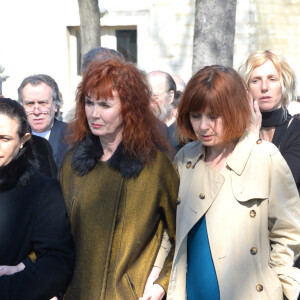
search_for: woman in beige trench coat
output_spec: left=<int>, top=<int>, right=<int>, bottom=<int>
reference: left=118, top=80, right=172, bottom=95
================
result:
left=167, top=65, right=300, bottom=300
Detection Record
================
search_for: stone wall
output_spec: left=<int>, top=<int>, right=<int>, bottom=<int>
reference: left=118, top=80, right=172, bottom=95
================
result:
left=234, top=0, right=300, bottom=91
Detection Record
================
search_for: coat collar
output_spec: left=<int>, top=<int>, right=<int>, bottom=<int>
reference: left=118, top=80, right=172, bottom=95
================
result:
left=189, top=132, right=256, bottom=176
left=0, top=140, right=39, bottom=191
left=71, top=133, right=146, bottom=178
left=227, top=132, right=256, bottom=176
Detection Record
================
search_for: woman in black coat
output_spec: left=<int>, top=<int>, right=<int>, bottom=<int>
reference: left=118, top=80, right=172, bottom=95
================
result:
left=0, top=98, right=74, bottom=300
left=239, top=50, right=300, bottom=194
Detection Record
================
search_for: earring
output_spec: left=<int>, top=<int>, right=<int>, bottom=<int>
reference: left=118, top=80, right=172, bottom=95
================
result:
left=20, top=144, right=23, bottom=149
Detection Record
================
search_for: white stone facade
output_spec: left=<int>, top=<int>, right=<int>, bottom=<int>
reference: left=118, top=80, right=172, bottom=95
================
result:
left=0, top=0, right=299, bottom=115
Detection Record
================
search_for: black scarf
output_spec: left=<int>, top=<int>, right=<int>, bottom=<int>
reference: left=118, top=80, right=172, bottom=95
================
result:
left=261, top=107, right=289, bottom=127
left=261, top=107, right=292, bottom=147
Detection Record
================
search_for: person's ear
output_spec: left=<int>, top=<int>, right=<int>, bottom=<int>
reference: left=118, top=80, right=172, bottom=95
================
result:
left=169, top=90, right=175, bottom=104
left=20, top=133, right=31, bottom=148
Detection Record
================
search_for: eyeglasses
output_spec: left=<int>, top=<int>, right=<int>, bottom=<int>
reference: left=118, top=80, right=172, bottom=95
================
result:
left=23, top=100, right=53, bottom=112
left=151, top=89, right=170, bottom=99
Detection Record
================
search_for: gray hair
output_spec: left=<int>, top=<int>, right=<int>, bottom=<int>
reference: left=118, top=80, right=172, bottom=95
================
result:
left=81, top=47, right=125, bottom=73
left=18, top=74, right=62, bottom=117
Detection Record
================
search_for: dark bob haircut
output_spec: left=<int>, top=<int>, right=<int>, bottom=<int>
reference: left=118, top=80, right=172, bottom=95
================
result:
left=0, top=98, right=31, bottom=138
left=70, top=59, right=170, bottom=162
left=177, top=65, right=251, bottom=143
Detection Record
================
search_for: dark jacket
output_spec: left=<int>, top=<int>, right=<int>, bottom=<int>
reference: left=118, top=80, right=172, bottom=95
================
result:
left=60, top=134, right=179, bottom=300
left=167, top=122, right=183, bottom=155
left=49, top=118, right=70, bottom=169
left=273, top=116, right=300, bottom=193
left=0, top=140, right=74, bottom=300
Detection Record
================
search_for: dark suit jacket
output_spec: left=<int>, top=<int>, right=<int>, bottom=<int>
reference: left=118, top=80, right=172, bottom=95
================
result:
left=49, top=119, right=70, bottom=169
left=167, top=122, right=182, bottom=155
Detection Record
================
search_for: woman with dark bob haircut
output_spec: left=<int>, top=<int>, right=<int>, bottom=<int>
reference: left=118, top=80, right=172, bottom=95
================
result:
left=167, top=66, right=300, bottom=300
left=0, top=98, right=74, bottom=300
left=60, top=59, right=178, bottom=299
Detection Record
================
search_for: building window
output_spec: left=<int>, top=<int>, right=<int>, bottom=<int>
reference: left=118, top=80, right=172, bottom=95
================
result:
left=116, top=30, right=137, bottom=63
left=67, top=26, right=137, bottom=76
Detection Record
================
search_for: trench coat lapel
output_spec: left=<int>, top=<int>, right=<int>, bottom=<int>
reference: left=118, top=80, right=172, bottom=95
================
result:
left=175, top=147, right=225, bottom=257
left=227, top=133, right=269, bottom=201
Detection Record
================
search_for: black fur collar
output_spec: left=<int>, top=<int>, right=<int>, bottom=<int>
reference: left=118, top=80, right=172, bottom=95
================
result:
left=71, top=134, right=146, bottom=178
left=0, top=141, right=39, bottom=191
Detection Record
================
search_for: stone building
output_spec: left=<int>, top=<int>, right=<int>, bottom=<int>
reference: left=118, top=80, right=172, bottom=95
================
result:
left=0, top=0, right=299, bottom=115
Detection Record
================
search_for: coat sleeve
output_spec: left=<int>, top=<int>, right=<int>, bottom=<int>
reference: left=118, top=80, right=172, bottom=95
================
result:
left=153, top=153, right=179, bottom=292
left=0, top=179, right=75, bottom=300
left=268, top=150, right=300, bottom=300
left=154, top=229, right=172, bottom=268
left=153, top=145, right=183, bottom=266
left=280, top=119, right=300, bottom=193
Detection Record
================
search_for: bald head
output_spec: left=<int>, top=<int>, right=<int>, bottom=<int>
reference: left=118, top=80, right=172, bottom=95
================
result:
left=148, top=71, right=176, bottom=124
left=172, top=75, right=186, bottom=93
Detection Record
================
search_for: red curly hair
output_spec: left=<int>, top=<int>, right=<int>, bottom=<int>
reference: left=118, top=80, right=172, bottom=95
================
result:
left=69, top=59, right=170, bottom=162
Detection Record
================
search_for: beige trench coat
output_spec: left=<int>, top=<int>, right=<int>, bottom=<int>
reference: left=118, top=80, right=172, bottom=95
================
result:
left=167, top=133, right=300, bottom=300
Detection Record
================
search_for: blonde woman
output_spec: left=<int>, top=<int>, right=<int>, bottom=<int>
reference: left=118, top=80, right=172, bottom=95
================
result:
left=239, top=50, right=300, bottom=193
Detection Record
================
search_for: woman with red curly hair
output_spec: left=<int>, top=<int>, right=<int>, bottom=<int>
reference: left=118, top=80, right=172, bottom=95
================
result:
left=60, top=59, right=179, bottom=300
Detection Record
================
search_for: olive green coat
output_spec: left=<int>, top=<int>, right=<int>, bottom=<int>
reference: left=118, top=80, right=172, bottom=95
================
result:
left=60, top=138, right=179, bottom=300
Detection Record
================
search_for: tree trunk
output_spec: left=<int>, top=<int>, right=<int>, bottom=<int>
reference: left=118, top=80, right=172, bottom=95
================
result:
left=192, top=0, right=237, bottom=74
left=78, top=0, right=101, bottom=62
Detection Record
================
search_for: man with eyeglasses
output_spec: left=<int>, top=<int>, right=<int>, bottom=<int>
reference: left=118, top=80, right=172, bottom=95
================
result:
left=18, top=74, right=69, bottom=169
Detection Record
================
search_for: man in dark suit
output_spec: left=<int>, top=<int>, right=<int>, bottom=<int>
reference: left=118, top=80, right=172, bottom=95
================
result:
left=18, top=74, right=69, bottom=169
left=1, top=86, right=58, bottom=177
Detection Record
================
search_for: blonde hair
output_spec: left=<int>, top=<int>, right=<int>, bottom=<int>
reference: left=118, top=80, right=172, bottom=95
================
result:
left=239, top=50, right=297, bottom=107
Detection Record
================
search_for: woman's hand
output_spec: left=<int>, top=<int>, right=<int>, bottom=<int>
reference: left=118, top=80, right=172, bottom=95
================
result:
left=248, top=92, right=262, bottom=138
left=0, top=262, right=25, bottom=276
left=139, top=266, right=165, bottom=300
left=139, top=283, right=165, bottom=300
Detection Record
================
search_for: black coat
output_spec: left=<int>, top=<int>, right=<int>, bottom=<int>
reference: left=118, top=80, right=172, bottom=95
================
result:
left=32, top=135, right=58, bottom=177
left=0, top=140, right=74, bottom=300
left=273, top=116, right=300, bottom=193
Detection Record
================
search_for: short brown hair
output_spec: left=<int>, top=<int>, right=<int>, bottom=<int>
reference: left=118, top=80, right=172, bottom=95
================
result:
left=177, top=65, right=251, bottom=143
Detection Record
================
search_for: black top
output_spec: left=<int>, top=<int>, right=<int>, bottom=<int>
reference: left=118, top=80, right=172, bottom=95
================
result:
left=263, top=108, right=300, bottom=193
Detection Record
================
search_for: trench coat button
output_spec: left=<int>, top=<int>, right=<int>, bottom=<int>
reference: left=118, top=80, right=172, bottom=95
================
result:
left=249, top=210, right=256, bottom=218
left=256, top=284, right=263, bottom=292
left=176, top=197, right=181, bottom=205
left=250, top=247, right=258, bottom=255
left=199, top=193, right=205, bottom=199
left=186, top=161, right=192, bottom=169
left=256, top=139, right=262, bottom=144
